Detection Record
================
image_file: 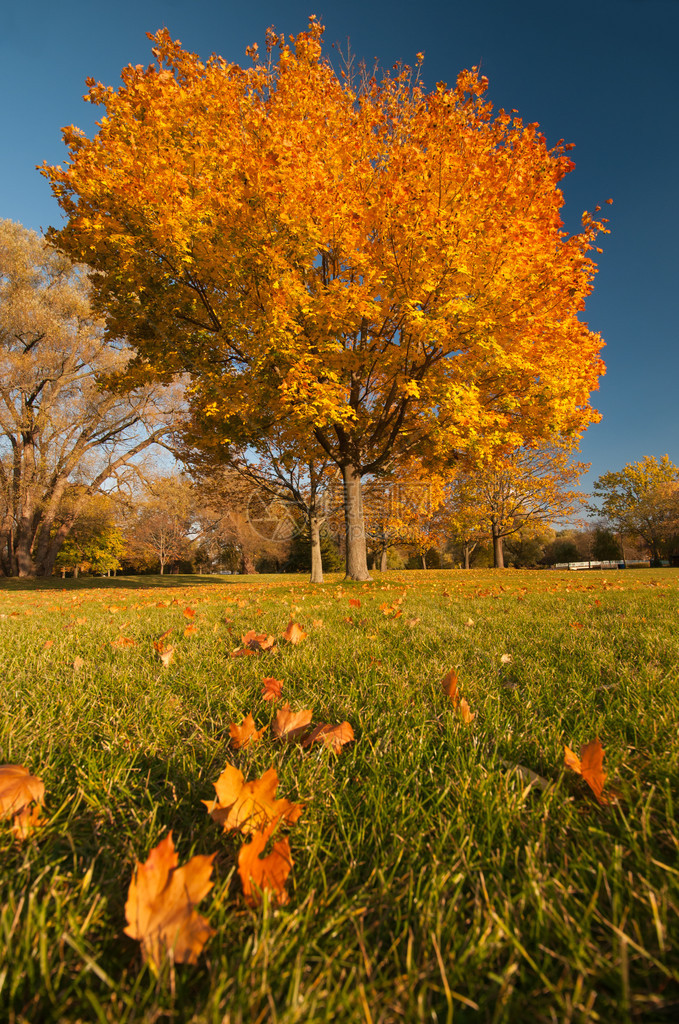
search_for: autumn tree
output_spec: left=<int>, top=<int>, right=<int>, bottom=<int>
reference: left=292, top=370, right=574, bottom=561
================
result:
left=450, top=446, right=587, bottom=568
left=54, top=492, right=125, bottom=576
left=123, top=474, right=196, bottom=574
left=589, top=455, right=679, bottom=563
left=43, top=21, right=608, bottom=581
left=183, top=419, right=339, bottom=583
left=0, top=220, right=181, bottom=577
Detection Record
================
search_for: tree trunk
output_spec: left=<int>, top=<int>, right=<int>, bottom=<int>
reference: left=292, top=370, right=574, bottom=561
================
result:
left=492, top=523, right=504, bottom=568
left=421, top=552, right=427, bottom=569
left=239, top=550, right=257, bottom=574
left=463, top=543, right=471, bottom=570
left=380, top=546, right=388, bottom=572
left=309, top=514, right=324, bottom=584
left=341, top=463, right=371, bottom=581
left=159, top=560, right=165, bottom=575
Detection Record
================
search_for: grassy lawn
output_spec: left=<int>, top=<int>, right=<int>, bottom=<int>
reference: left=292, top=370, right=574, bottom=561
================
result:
left=1, top=568, right=678, bottom=1023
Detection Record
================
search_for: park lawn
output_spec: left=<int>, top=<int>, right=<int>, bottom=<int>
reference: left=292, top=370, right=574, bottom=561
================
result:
left=1, top=568, right=678, bottom=1024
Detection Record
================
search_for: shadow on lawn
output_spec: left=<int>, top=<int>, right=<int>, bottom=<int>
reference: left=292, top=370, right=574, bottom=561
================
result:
left=0, top=573, right=277, bottom=592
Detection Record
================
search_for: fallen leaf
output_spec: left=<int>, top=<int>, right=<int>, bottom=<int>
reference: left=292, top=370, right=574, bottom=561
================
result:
left=406, top=617, right=421, bottom=627
left=464, top=618, right=474, bottom=627
left=238, top=818, right=292, bottom=907
left=500, top=654, right=513, bottom=665
left=203, top=764, right=303, bottom=834
left=564, top=737, right=610, bottom=804
left=229, top=713, right=267, bottom=750
left=10, top=804, right=44, bottom=839
left=283, top=621, right=307, bottom=644
left=242, top=629, right=276, bottom=652
left=348, top=598, right=361, bottom=608
left=441, top=669, right=459, bottom=705
left=111, top=637, right=136, bottom=649
left=183, top=607, right=196, bottom=619
left=184, top=624, right=198, bottom=637
left=459, top=698, right=476, bottom=724
left=499, top=760, right=551, bottom=792
left=272, top=702, right=313, bottom=741
left=302, top=721, right=355, bottom=753
left=72, top=656, right=85, bottom=672
left=124, top=832, right=215, bottom=969
left=43, top=640, right=53, bottom=650
left=0, top=764, right=45, bottom=818
left=153, top=637, right=175, bottom=668
left=261, top=677, right=283, bottom=701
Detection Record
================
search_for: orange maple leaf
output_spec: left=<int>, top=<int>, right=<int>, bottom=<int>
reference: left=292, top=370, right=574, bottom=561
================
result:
left=203, top=764, right=303, bottom=834
left=238, top=818, right=293, bottom=907
left=261, top=677, right=283, bottom=701
left=184, top=624, right=198, bottom=637
left=564, top=737, right=609, bottom=804
left=242, top=629, right=276, bottom=652
left=282, top=621, right=307, bottom=644
left=0, top=764, right=45, bottom=818
left=111, top=636, right=136, bottom=649
left=459, top=697, right=476, bottom=724
left=302, top=721, right=355, bottom=753
left=183, top=607, right=196, bottom=619
left=124, top=832, right=215, bottom=968
left=348, top=598, right=361, bottom=608
left=229, top=713, right=267, bottom=750
left=441, top=669, right=459, bottom=705
left=272, top=702, right=313, bottom=741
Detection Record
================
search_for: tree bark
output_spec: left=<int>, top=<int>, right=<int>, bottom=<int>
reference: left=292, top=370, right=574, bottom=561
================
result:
left=341, top=462, right=371, bottom=581
left=380, top=546, right=388, bottom=572
left=239, top=550, right=257, bottom=574
left=463, top=543, right=471, bottom=570
left=309, top=514, right=324, bottom=584
left=492, top=522, right=504, bottom=568
left=421, top=552, right=427, bottom=569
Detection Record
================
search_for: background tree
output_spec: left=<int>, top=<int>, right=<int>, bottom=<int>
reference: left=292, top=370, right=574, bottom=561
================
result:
left=589, top=456, right=679, bottom=563
left=54, top=492, right=124, bottom=577
left=44, top=21, right=609, bottom=581
left=123, top=475, right=195, bottom=574
left=0, top=220, right=180, bottom=577
left=452, top=446, right=587, bottom=568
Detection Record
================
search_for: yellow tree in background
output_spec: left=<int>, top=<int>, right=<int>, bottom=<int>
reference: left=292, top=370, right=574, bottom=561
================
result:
left=43, top=20, right=608, bottom=580
left=451, top=446, right=588, bottom=568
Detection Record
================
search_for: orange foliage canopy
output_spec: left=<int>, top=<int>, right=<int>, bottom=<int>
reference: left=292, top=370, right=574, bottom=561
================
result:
left=43, top=18, right=607, bottom=488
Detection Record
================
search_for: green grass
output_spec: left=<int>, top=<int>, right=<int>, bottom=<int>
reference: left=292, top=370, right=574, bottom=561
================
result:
left=1, top=568, right=678, bottom=1023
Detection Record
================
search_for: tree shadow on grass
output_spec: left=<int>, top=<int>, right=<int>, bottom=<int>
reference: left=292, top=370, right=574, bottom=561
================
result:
left=0, top=573, right=282, bottom=593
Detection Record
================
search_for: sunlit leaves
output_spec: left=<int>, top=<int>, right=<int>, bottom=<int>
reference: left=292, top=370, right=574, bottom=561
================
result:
left=123, top=832, right=215, bottom=969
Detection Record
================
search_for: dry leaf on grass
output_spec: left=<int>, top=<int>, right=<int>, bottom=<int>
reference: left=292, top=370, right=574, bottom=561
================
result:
left=153, top=635, right=175, bottom=668
left=184, top=624, right=198, bottom=637
left=564, top=737, right=610, bottom=804
left=283, top=621, right=307, bottom=644
left=272, top=702, right=313, bottom=741
left=302, top=722, right=355, bottom=753
left=441, top=669, right=459, bottom=704
left=124, top=832, right=215, bottom=969
left=229, top=714, right=267, bottom=750
left=0, top=764, right=45, bottom=818
left=238, top=818, right=293, bottom=906
left=261, top=677, right=283, bottom=701
left=203, top=764, right=303, bottom=834
left=459, top=698, right=476, bottom=724
left=111, top=636, right=136, bottom=649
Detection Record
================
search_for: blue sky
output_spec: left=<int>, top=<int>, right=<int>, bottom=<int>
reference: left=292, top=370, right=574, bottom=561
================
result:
left=2, top=0, right=677, bottom=497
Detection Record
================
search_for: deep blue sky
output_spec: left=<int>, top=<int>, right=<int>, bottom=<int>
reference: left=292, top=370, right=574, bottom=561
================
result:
left=2, top=0, right=677, bottom=496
